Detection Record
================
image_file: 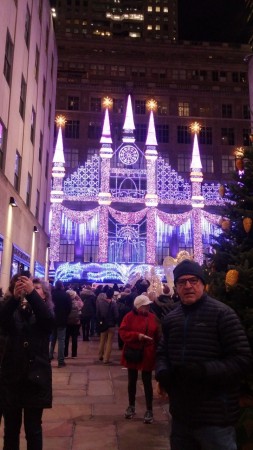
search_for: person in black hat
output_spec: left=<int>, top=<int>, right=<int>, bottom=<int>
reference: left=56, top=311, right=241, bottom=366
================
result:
left=155, top=259, right=253, bottom=450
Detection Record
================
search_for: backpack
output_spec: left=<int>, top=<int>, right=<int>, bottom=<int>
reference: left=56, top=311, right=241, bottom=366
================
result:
left=67, top=301, right=80, bottom=325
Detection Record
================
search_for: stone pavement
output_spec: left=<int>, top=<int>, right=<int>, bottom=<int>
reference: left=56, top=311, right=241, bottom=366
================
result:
left=0, top=334, right=171, bottom=449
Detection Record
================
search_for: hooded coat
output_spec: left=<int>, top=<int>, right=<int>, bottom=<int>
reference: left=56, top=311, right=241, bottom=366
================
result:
left=119, top=309, right=160, bottom=371
left=0, top=289, right=54, bottom=409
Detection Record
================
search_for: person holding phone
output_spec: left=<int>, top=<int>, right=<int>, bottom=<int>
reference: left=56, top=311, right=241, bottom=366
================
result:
left=119, top=294, right=160, bottom=424
left=0, top=275, right=54, bottom=450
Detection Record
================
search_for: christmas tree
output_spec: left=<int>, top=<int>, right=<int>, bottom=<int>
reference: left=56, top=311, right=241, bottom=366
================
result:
left=207, top=147, right=253, bottom=367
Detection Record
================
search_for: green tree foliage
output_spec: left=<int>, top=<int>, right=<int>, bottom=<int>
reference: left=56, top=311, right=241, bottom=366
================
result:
left=207, top=148, right=253, bottom=354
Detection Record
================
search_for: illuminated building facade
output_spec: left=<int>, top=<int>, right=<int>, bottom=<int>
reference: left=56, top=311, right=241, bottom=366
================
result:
left=50, top=96, right=223, bottom=283
left=54, top=0, right=178, bottom=41
left=0, top=0, right=57, bottom=290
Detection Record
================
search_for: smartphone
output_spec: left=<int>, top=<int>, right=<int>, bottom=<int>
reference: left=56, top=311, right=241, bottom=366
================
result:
left=19, top=270, right=31, bottom=278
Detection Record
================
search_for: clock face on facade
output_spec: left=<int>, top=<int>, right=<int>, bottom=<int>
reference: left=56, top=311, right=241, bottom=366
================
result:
left=119, top=145, right=139, bottom=165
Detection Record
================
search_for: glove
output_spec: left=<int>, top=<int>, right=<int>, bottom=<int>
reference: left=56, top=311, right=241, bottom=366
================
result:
left=155, top=369, right=171, bottom=392
left=172, top=363, right=206, bottom=384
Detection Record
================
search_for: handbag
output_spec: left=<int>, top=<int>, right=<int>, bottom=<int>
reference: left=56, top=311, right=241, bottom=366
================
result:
left=124, top=319, right=149, bottom=363
left=124, top=345, right=144, bottom=363
left=98, top=302, right=112, bottom=333
left=98, top=318, right=109, bottom=333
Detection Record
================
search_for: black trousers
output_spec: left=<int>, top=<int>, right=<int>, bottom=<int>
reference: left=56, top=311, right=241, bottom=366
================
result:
left=3, top=407, right=43, bottom=450
left=127, top=368, right=153, bottom=411
left=65, top=324, right=80, bottom=357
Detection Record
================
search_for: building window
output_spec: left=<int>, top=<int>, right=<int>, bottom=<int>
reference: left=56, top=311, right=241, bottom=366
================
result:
left=65, top=120, right=80, bottom=139
left=24, top=6, right=31, bottom=48
left=177, top=126, right=191, bottom=144
left=222, top=155, right=235, bottom=173
left=26, top=173, right=32, bottom=207
left=35, top=190, right=40, bottom=220
left=64, top=148, right=79, bottom=168
left=219, top=71, right=227, bottom=82
left=38, top=0, right=43, bottom=20
left=14, top=151, right=21, bottom=191
left=45, top=25, right=49, bottom=51
left=30, top=107, right=36, bottom=143
left=45, top=151, right=49, bottom=178
left=3, top=30, right=14, bottom=85
left=178, top=102, right=189, bottom=117
left=135, top=100, right=146, bottom=115
left=199, top=127, right=212, bottom=145
left=243, top=105, right=250, bottom=119
left=156, top=124, right=169, bottom=143
left=59, top=240, right=75, bottom=262
left=177, top=153, right=191, bottom=172
left=243, top=128, right=250, bottom=146
left=232, top=72, right=239, bottom=82
left=201, top=155, right=214, bottom=173
left=157, top=102, right=168, bottom=116
left=222, top=104, right=232, bottom=118
left=68, top=96, right=79, bottom=110
left=51, top=54, right=54, bottom=78
left=0, top=121, right=7, bottom=170
left=35, top=47, right=40, bottom=81
left=38, top=132, right=43, bottom=163
left=19, top=75, right=27, bottom=119
left=113, top=98, right=124, bottom=114
left=42, top=202, right=46, bottom=229
left=221, top=128, right=234, bottom=145
left=212, top=71, right=218, bottom=82
left=42, top=77, right=46, bottom=108
left=48, top=101, right=51, bottom=127
left=87, top=123, right=101, bottom=140
left=90, top=97, right=101, bottom=112
left=135, top=124, right=147, bottom=142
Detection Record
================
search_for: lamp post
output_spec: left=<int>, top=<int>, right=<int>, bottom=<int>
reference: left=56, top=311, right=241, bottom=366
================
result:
left=0, top=197, right=18, bottom=290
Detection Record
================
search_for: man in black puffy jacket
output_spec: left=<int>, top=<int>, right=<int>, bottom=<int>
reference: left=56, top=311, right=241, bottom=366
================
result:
left=49, top=280, right=72, bottom=367
left=155, top=259, right=253, bottom=450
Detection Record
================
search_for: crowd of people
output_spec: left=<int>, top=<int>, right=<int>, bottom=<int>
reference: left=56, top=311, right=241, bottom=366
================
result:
left=0, top=260, right=252, bottom=450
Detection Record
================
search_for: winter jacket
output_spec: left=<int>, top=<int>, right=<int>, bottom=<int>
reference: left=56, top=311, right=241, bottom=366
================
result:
left=155, top=293, right=253, bottom=427
left=0, top=289, right=54, bottom=409
left=150, top=294, right=175, bottom=321
left=52, top=288, right=72, bottom=326
left=119, top=309, right=160, bottom=371
left=80, top=293, right=96, bottom=319
left=96, top=298, right=119, bottom=328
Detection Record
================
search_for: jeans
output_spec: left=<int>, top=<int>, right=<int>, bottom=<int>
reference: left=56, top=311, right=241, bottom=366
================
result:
left=49, top=326, right=66, bottom=364
left=171, top=420, right=237, bottom=450
left=3, top=407, right=43, bottom=450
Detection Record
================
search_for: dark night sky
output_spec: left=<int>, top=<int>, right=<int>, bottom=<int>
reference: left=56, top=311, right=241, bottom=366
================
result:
left=179, top=0, right=250, bottom=43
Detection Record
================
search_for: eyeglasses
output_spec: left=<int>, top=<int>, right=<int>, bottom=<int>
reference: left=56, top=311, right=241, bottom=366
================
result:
left=176, top=277, right=200, bottom=287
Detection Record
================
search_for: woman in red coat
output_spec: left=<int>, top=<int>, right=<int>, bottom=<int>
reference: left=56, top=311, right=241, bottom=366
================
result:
left=119, top=294, right=160, bottom=424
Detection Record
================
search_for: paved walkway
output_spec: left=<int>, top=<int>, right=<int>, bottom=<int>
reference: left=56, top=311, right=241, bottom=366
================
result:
left=0, top=335, right=171, bottom=449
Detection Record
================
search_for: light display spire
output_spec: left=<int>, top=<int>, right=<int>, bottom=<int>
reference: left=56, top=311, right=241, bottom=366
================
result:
left=146, top=110, right=158, bottom=147
left=53, top=125, right=65, bottom=164
left=190, top=132, right=202, bottom=171
left=100, top=108, right=112, bottom=145
left=123, top=94, right=135, bottom=143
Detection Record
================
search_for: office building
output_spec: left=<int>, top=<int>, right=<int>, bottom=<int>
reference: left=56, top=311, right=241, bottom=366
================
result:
left=0, top=0, right=57, bottom=290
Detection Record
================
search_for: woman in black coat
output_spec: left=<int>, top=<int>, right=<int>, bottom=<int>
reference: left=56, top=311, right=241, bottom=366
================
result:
left=0, top=275, right=54, bottom=450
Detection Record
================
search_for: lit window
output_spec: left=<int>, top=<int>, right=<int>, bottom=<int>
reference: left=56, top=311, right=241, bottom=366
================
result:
left=155, top=6, right=161, bottom=12
left=147, top=6, right=152, bottom=11
left=178, top=102, right=189, bottom=117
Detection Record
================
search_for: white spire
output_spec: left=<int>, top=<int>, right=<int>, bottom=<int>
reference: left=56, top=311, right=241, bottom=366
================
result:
left=100, top=108, right=112, bottom=144
left=53, top=127, right=65, bottom=164
left=145, top=110, right=157, bottom=146
left=190, top=133, right=202, bottom=170
left=123, top=95, right=135, bottom=132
